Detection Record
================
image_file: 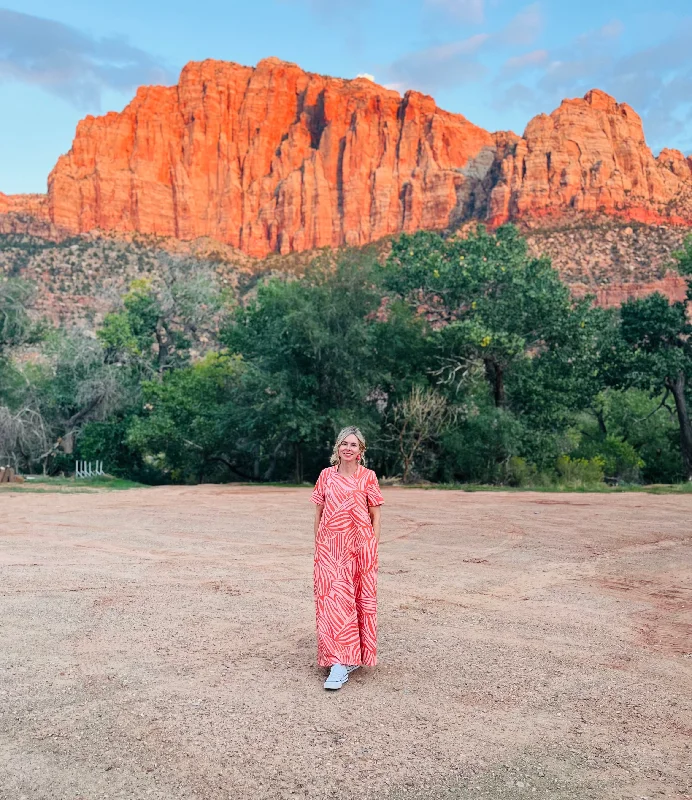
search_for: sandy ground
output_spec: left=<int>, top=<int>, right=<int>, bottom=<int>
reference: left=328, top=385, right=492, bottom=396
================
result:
left=0, top=485, right=690, bottom=800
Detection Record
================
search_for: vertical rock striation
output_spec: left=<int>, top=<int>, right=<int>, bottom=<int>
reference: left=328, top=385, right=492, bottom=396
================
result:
left=3, top=64, right=692, bottom=257
left=45, top=58, right=497, bottom=257
left=489, top=90, right=692, bottom=227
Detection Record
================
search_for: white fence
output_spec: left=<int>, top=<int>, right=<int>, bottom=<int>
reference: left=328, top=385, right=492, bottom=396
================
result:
left=74, top=460, right=105, bottom=479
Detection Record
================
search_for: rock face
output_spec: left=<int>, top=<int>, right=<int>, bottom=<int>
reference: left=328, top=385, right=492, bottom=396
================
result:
left=0, top=192, right=63, bottom=238
left=489, top=90, right=692, bottom=227
left=3, top=63, right=692, bottom=258
left=45, top=59, right=497, bottom=257
left=0, top=192, right=49, bottom=218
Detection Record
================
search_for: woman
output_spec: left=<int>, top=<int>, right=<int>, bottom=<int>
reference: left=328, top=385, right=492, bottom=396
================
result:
left=311, top=426, right=384, bottom=691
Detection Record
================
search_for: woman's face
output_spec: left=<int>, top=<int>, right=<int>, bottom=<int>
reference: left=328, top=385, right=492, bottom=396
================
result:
left=338, top=435, right=361, bottom=464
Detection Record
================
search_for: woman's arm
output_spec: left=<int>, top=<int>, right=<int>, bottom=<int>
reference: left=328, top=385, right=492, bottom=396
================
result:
left=314, top=504, right=324, bottom=539
left=369, top=505, right=381, bottom=543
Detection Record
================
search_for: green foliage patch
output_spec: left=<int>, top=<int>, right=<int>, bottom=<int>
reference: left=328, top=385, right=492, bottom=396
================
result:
left=2, top=226, right=692, bottom=489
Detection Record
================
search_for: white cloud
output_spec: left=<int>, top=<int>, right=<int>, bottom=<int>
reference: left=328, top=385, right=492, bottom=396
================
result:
left=387, top=34, right=489, bottom=94
left=385, top=4, right=543, bottom=96
left=495, top=3, right=543, bottom=47
left=599, top=20, right=625, bottom=39
left=499, top=48, right=549, bottom=78
left=425, top=0, right=485, bottom=24
left=0, top=8, right=172, bottom=109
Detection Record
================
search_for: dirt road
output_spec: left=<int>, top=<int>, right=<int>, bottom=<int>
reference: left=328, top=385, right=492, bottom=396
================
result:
left=1, top=486, right=690, bottom=799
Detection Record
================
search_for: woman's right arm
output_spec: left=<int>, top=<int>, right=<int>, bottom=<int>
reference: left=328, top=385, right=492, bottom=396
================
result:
left=314, top=504, right=324, bottom=539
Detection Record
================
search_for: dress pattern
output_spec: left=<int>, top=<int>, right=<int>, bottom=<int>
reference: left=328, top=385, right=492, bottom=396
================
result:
left=311, top=464, right=384, bottom=667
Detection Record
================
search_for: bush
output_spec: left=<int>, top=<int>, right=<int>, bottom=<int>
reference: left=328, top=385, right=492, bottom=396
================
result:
left=439, top=405, right=525, bottom=484
left=555, top=455, right=605, bottom=487
left=504, top=456, right=539, bottom=487
left=574, top=390, right=683, bottom=484
left=575, top=433, right=643, bottom=483
left=78, top=417, right=160, bottom=483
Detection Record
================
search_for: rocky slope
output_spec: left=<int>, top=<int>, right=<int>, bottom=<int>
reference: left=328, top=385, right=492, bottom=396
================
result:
left=523, top=219, right=688, bottom=305
left=0, top=233, right=259, bottom=325
left=1, top=219, right=687, bottom=330
left=4, top=58, right=690, bottom=261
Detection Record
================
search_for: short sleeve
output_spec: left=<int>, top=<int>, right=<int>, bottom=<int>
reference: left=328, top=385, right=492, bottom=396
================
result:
left=366, top=471, right=384, bottom=507
left=310, top=469, right=327, bottom=505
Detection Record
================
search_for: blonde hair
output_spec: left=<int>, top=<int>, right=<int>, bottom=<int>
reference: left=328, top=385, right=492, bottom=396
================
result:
left=330, top=426, right=367, bottom=466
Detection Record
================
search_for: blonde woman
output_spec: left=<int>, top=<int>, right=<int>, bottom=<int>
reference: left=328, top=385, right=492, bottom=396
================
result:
left=310, top=426, right=384, bottom=690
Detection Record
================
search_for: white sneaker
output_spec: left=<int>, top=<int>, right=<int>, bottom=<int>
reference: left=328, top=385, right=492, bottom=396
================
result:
left=324, top=664, right=349, bottom=690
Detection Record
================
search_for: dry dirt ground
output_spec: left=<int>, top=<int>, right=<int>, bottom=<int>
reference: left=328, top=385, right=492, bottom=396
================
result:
left=1, top=486, right=690, bottom=800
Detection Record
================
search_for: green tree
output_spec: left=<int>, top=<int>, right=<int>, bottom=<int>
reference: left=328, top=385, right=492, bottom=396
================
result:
left=608, top=234, right=692, bottom=479
left=381, top=225, right=603, bottom=471
left=98, top=256, right=227, bottom=377
left=619, top=292, right=692, bottom=478
left=573, top=389, right=680, bottom=484
left=221, top=250, right=386, bottom=481
left=383, top=225, right=581, bottom=407
left=509, top=303, right=620, bottom=467
left=0, top=329, right=127, bottom=473
left=126, top=353, right=246, bottom=483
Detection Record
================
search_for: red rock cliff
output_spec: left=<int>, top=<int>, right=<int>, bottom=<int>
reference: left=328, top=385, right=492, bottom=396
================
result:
left=4, top=63, right=692, bottom=256
left=46, top=58, right=497, bottom=257
left=0, top=192, right=49, bottom=218
left=489, top=89, right=692, bottom=227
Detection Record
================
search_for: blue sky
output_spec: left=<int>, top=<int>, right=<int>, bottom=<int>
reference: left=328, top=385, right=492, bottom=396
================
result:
left=1, top=0, right=691, bottom=193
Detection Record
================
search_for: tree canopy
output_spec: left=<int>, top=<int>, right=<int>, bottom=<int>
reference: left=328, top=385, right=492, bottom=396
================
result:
left=2, top=227, right=691, bottom=487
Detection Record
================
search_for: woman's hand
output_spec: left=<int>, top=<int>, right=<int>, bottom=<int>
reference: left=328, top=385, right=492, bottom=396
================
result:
left=314, top=504, right=324, bottom=539
left=369, top=505, right=381, bottom=543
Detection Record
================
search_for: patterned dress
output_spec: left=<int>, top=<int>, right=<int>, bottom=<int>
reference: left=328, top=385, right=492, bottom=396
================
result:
left=311, top=464, right=384, bottom=667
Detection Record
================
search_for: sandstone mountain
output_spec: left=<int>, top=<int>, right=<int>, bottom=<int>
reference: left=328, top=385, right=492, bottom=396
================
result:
left=2, top=58, right=691, bottom=260
left=489, top=90, right=692, bottom=228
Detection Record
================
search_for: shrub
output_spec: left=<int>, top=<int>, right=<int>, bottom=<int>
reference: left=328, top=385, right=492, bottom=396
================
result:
left=555, top=455, right=605, bottom=487
left=440, top=405, right=525, bottom=484
left=575, top=434, right=643, bottom=483
left=504, top=456, right=539, bottom=487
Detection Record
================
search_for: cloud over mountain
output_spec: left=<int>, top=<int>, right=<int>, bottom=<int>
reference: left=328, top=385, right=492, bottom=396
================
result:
left=0, top=8, right=173, bottom=108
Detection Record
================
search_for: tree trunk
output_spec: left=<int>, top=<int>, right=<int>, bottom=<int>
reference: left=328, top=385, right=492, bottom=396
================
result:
left=62, top=430, right=75, bottom=454
left=294, top=443, right=303, bottom=483
left=262, top=436, right=287, bottom=482
left=484, top=359, right=505, bottom=408
left=667, top=371, right=692, bottom=480
left=401, top=452, right=413, bottom=484
left=155, top=320, right=170, bottom=376
left=62, top=394, right=105, bottom=453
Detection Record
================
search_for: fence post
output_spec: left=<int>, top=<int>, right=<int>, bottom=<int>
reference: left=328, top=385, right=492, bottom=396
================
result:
left=74, top=460, right=107, bottom=480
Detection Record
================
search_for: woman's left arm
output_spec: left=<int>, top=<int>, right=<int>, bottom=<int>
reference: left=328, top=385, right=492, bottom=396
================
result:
left=369, top=504, right=381, bottom=543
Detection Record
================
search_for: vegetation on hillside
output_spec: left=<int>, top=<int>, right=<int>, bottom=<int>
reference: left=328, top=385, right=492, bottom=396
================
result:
left=1, top=225, right=690, bottom=487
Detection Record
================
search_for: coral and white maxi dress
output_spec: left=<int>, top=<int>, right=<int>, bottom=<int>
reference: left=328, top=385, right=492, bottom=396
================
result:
left=311, top=464, right=384, bottom=667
